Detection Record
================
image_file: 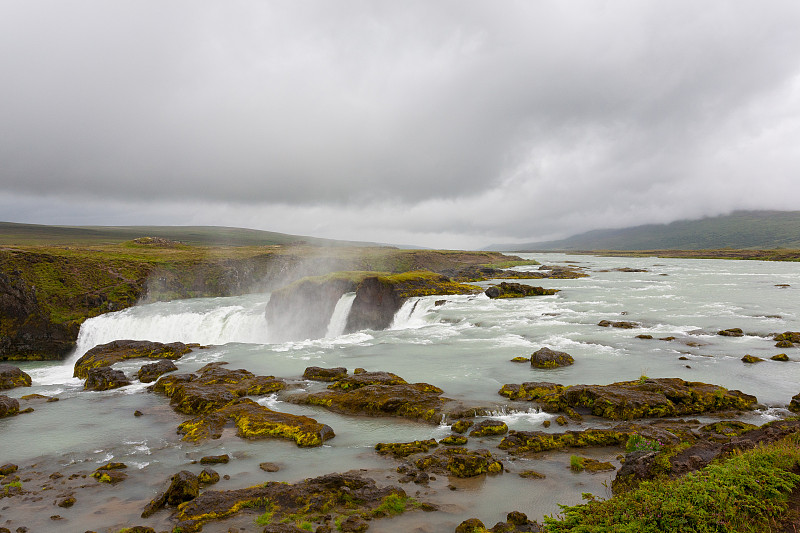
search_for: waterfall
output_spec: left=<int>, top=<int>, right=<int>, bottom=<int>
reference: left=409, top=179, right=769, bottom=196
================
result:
left=390, top=297, right=438, bottom=329
left=71, top=294, right=273, bottom=360
left=325, top=292, right=357, bottom=338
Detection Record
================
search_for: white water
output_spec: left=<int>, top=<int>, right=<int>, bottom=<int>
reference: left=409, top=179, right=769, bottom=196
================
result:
left=390, top=296, right=442, bottom=329
left=325, top=292, right=356, bottom=338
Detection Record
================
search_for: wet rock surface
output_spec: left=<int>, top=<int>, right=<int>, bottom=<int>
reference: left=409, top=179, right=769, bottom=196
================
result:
left=0, top=394, right=20, bottom=418
left=0, top=364, right=31, bottom=389
left=141, top=470, right=200, bottom=518
left=73, top=339, right=194, bottom=379
left=500, top=377, right=757, bottom=420
left=597, top=320, right=639, bottom=329
left=153, top=363, right=333, bottom=446
left=485, top=282, right=558, bottom=299
left=137, top=359, right=178, bottom=383
left=172, top=472, right=411, bottom=533
left=289, top=369, right=482, bottom=424
left=303, top=366, right=348, bottom=382
left=84, top=366, right=131, bottom=391
left=529, top=347, right=574, bottom=369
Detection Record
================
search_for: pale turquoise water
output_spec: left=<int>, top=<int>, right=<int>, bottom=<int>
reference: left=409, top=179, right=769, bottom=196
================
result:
left=2, top=253, right=798, bottom=532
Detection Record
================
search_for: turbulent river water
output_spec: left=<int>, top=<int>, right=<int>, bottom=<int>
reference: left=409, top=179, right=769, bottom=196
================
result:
left=3, top=253, right=800, bottom=532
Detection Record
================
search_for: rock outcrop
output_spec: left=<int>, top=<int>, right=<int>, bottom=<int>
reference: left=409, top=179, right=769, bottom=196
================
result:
left=0, top=394, right=20, bottom=418
left=137, top=359, right=178, bottom=383
left=0, top=364, right=32, bottom=389
left=484, top=282, right=558, bottom=299
left=529, top=347, right=574, bottom=368
left=499, top=378, right=757, bottom=420
left=84, top=366, right=131, bottom=391
left=74, top=340, right=193, bottom=379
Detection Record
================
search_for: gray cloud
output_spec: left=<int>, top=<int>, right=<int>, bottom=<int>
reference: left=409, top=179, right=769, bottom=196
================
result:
left=1, top=1, right=799, bottom=248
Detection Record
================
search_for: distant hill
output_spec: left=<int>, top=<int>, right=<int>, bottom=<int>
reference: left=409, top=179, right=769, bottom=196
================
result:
left=485, top=211, right=800, bottom=251
left=0, top=221, right=381, bottom=248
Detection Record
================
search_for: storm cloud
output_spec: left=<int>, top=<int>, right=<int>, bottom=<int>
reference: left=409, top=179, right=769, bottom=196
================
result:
left=2, top=1, right=799, bottom=248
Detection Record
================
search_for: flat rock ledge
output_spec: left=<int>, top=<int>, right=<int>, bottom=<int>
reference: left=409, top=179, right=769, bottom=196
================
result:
left=499, top=377, right=757, bottom=420
left=288, top=368, right=486, bottom=424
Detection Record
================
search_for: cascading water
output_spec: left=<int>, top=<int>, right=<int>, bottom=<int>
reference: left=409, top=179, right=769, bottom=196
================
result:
left=390, top=297, right=439, bottom=329
left=325, top=292, right=357, bottom=338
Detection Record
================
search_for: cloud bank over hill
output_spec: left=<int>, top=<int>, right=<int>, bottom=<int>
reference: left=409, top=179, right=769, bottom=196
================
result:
left=2, top=1, right=800, bottom=248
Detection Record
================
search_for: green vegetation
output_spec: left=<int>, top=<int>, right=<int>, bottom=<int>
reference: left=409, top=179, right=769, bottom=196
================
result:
left=254, top=500, right=275, bottom=525
left=373, top=494, right=412, bottom=516
left=625, top=434, right=662, bottom=453
left=569, top=455, right=585, bottom=472
left=546, top=434, right=800, bottom=532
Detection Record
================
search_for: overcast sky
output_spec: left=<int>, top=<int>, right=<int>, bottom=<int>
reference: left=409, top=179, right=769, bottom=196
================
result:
left=2, top=1, right=799, bottom=249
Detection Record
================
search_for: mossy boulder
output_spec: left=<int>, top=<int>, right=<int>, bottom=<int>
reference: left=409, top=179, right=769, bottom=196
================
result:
left=413, top=447, right=503, bottom=478
left=178, top=398, right=334, bottom=446
left=74, top=339, right=193, bottom=379
left=303, top=366, right=348, bottom=382
left=451, top=419, right=474, bottom=433
left=469, top=419, right=509, bottom=437
left=485, top=282, right=559, bottom=299
left=375, top=439, right=438, bottom=458
left=775, top=331, right=800, bottom=343
left=141, top=470, right=200, bottom=518
left=741, top=354, right=764, bottom=363
left=440, top=435, right=468, bottom=446
left=718, top=328, right=744, bottom=337
left=84, top=366, right=131, bottom=391
left=771, top=353, right=790, bottom=362
left=0, top=364, right=31, bottom=389
left=530, top=347, right=574, bottom=369
left=137, top=359, right=178, bottom=383
left=91, top=462, right=128, bottom=484
left=0, top=395, right=19, bottom=418
left=789, top=393, right=800, bottom=413
left=598, top=320, right=639, bottom=329
left=152, top=362, right=286, bottom=415
left=172, top=472, right=407, bottom=533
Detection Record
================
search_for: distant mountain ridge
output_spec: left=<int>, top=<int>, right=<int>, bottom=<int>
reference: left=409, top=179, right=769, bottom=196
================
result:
left=0, top=221, right=380, bottom=248
left=486, top=210, right=800, bottom=251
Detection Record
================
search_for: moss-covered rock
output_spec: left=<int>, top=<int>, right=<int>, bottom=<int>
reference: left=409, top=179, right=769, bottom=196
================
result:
left=141, top=470, right=200, bottom=518
left=375, top=439, right=439, bottom=458
left=775, top=331, right=800, bottom=343
left=172, top=472, right=408, bottom=533
left=718, top=328, right=744, bottom=337
left=302, top=366, right=348, bottom=382
left=152, top=362, right=286, bottom=415
left=413, top=447, right=503, bottom=478
left=771, top=353, right=790, bottom=362
left=0, top=364, right=31, bottom=389
left=178, top=398, right=334, bottom=446
left=0, top=395, right=19, bottom=418
left=530, top=347, right=574, bottom=369
left=485, top=282, right=559, bottom=299
left=74, top=339, right=193, bottom=379
left=499, top=428, right=631, bottom=454
left=451, top=419, right=474, bottom=434
left=440, top=435, right=469, bottom=446
left=741, top=354, right=764, bottom=363
left=84, top=366, right=131, bottom=391
left=598, top=320, right=639, bottom=329
left=91, top=462, right=128, bottom=484
left=469, top=419, right=509, bottom=437
left=137, top=359, right=178, bottom=383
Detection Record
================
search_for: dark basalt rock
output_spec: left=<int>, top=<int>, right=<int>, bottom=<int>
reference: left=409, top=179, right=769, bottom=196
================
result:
left=137, top=359, right=178, bottom=383
left=375, top=439, right=438, bottom=458
left=198, top=468, right=220, bottom=484
left=303, top=366, right=348, bottom=382
left=469, top=419, right=509, bottom=437
left=718, top=328, right=744, bottom=337
left=741, top=354, right=764, bottom=363
left=485, top=282, right=558, bottom=299
left=451, top=419, right=474, bottom=433
left=141, top=470, right=200, bottom=518
left=499, top=428, right=631, bottom=454
left=200, top=455, right=229, bottom=464
left=775, top=331, right=800, bottom=348
left=530, top=347, right=574, bottom=369
left=0, top=364, right=32, bottom=389
left=172, top=472, right=407, bottom=533
left=789, top=392, right=800, bottom=413
left=74, top=339, right=193, bottom=379
left=598, top=320, right=639, bottom=329
left=84, top=366, right=131, bottom=391
left=91, top=462, right=128, bottom=484
left=0, top=463, right=18, bottom=475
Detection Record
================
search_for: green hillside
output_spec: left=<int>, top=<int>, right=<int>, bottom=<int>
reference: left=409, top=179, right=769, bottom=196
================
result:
left=0, top=221, right=376, bottom=247
left=487, top=210, right=800, bottom=251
